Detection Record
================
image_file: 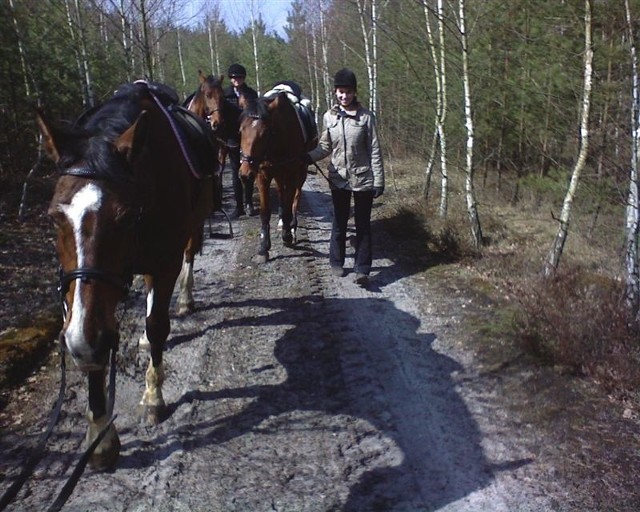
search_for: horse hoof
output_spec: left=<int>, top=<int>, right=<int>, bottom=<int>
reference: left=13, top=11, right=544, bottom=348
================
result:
left=176, top=301, right=195, bottom=316
left=138, top=333, right=150, bottom=351
left=282, top=232, right=294, bottom=246
left=137, top=403, right=166, bottom=425
left=87, top=427, right=121, bottom=471
left=252, top=253, right=268, bottom=264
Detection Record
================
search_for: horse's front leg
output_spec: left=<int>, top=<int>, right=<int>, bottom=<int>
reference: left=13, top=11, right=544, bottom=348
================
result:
left=255, top=173, right=272, bottom=263
left=137, top=274, right=174, bottom=424
left=86, top=369, right=121, bottom=470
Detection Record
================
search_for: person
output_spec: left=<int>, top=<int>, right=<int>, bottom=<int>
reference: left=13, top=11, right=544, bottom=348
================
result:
left=223, top=63, right=259, bottom=218
left=302, top=68, right=384, bottom=286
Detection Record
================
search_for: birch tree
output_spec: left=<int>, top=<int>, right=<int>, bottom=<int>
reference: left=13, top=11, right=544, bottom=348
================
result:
left=624, top=0, right=640, bottom=318
left=356, top=0, right=375, bottom=111
left=421, top=0, right=449, bottom=216
left=249, top=0, right=262, bottom=93
left=544, top=0, right=593, bottom=276
left=458, top=0, right=482, bottom=248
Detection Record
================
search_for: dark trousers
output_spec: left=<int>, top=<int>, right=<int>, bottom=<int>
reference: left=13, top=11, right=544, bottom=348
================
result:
left=228, top=145, right=254, bottom=208
left=330, top=188, right=374, bottom=274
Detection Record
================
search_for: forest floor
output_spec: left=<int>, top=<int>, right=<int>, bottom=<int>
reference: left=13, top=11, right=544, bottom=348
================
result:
left=0, top=165, right=639, bottom=511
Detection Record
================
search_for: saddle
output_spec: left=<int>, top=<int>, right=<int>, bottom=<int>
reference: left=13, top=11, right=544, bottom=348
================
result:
left=129, top=80, right=218, bottom=178
left=264, top=81, right=318, bottom=149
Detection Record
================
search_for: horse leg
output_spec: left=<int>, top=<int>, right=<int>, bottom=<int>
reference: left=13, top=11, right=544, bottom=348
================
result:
left=86, top=369, right=121, bottom=470
left=137, top=274, right=175, bottom=424
left=176, top=177, right=210, bottom=315
left=279, top=183, right=295, bottom=247
left=255, top=173, right=272, bottom=263
left=291, top=185, right=302, bottom=245
left=176, top=242, right=195, bottom=316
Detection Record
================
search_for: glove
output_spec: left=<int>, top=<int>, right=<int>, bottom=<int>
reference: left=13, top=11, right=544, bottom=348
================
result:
left=373, top=186, right=384, bottom=198
left=300, top=153, right=312, bottom=165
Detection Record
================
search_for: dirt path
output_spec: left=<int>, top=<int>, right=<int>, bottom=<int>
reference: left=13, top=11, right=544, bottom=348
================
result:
left=0, top=173, right=603, bottom=511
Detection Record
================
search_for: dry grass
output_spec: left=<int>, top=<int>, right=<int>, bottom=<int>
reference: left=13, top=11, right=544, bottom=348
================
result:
left=378, top=158, right=640, bottom=395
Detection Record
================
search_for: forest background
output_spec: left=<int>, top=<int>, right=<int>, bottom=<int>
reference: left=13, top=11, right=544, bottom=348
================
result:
left=2, top=0, right=640, bottom=398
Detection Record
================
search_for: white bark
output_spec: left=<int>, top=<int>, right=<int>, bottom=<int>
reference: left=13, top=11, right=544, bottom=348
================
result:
left=249, top=0, right=261, bottom=93
left=545, top=0, right=593, bottom=276
left=356, top=0, right=374, bottom=111
left=624, top=0, right=640, bottom=317
left=436, top=0, right=448, bottom=217
left=177, top=27, right=186, bottom=90
left=74, top=0, right=95, bottom=106
left=8, top=0, right=31, bottom=98
left=458, top=0, right=482, bottom=249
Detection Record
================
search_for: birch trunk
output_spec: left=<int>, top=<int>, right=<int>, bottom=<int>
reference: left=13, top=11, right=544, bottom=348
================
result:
left=319, top=3, right=332, bottom=110
left=423, top=2, right=440, bottom=203
left=74, top=0, right=95, bottom=107
left=139, top=0, right=154, bottom=80
left=177, top=27, right=186, bottom=91
left=371, top=0, right=378, bottom=113
left=8, top=0, right=31, bottom=98
left=544, top=0, right=593, bottom=276
left=356, top=0, right=374, bottom=111
left=624, top=0, right=640, bottom=317
left=64, top=0, right=88, bottom=107
left=249, top=1, right=261, bottom=94
left=458, top=0, right=483, bottom=249
left=120, top=0, right=132, bottom=82
left=437, top=0, right=449, bottom=217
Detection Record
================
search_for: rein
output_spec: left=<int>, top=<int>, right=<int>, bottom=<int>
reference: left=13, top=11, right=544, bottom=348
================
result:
left=0, top=339, right=118, bottom=511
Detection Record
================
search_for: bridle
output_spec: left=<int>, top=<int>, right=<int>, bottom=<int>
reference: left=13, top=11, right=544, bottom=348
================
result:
left=57, top=165, right=136, bottom=323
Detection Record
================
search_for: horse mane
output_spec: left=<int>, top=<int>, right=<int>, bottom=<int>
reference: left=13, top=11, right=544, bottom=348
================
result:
left=240, top=97, right=270, bottom=122
left=65, top=86, right=147, bottom=181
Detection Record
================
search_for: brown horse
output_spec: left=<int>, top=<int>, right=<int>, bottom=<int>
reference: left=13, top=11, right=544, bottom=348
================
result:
left=37, top=81, right=214, bottom=470
left=238, top=91, right=316, bottom=262
left=184, top=70, right=230, bottom=169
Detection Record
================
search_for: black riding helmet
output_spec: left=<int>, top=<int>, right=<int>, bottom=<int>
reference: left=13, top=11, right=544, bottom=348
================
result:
left=228, top=63, right=247, bottom=78
left=333, top=68, right=357, bottom=89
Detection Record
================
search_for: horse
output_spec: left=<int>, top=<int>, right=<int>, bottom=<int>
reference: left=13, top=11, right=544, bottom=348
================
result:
left=184, top=70, right=229, bottom=170
left=36, top=80, right=216, bottom=470
left=184, top=71, right=236, bottom=239
left=238, top=90, right=317, bottom=262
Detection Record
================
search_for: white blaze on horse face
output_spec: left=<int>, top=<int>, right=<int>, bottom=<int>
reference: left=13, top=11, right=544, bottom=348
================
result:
left=58, top=183, right=103, bottom=356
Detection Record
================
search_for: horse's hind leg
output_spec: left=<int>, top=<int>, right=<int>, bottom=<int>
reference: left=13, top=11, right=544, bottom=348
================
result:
left=176, top=249, right=195, bottom=316
left=280, top=183, right=295, bottom=247
left=138, top=275, right=174, bottom=424
left=86, top=369, right=121, bottom=470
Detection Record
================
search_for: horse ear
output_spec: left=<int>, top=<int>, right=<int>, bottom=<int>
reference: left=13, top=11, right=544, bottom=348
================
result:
left=35, top=108, right=62, bottom=163
left=115, top=111, right=149, bottom=164
left=198, top=69, right=205, bottom=84
left=238, top=93, right=248, bottom=110
left=219, top=74, right=225, bottom=85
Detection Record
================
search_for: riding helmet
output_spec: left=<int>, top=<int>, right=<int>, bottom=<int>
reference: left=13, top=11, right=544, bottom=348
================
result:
left=333, top=68, right=357, bottom=89
left=228, top=63, right=247, bottom=78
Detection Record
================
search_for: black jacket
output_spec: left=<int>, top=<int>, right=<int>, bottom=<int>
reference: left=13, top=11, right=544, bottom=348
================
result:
left=223, top=83, right=258, bottom=110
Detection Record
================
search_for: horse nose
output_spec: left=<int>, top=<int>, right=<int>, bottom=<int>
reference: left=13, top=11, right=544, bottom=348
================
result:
left=64, top=329, right=117, bottom=371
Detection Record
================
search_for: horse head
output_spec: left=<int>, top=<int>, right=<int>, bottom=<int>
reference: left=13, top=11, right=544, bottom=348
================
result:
left=197, top=70, right=225, bottom=133
left=238, top=95, right=279, bottom=182
left=38, top=108, right=145, bottom=372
